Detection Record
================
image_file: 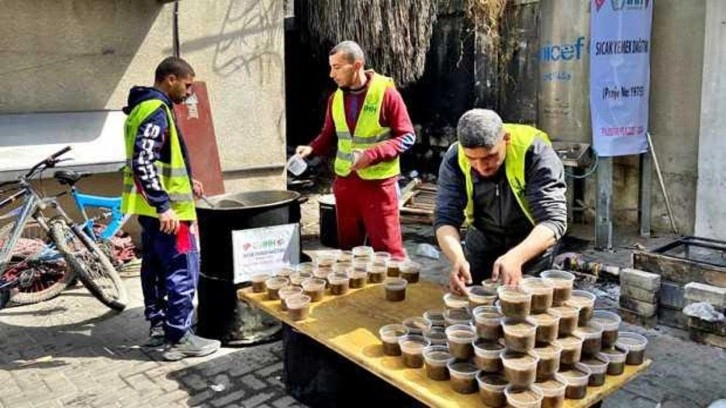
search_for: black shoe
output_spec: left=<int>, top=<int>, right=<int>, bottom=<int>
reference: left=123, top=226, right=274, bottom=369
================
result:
left=163, top=332, right=220, bottom=361
left=143, top=325, right=166, bottom=348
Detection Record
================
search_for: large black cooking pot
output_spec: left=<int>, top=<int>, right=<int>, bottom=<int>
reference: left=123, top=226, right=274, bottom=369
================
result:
left=195, top=190, right=301, bottom=345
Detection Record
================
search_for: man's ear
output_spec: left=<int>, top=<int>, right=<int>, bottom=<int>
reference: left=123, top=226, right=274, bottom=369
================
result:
left=503, top=132, right=511, bottom=143
left=353, top=60, right=363, bottom=71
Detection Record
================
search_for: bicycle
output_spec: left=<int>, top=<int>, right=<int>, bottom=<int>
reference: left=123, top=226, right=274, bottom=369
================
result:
left=54, top=169, right=137, bottom=267
left=0, top=147, right=128, bottom=311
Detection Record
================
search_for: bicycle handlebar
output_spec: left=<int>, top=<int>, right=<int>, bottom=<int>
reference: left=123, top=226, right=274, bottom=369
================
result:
left=24, top=146, right=73, bottom=179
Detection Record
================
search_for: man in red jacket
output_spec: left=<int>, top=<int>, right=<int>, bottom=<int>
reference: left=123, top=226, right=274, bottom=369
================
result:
left=296, top=41, right=415, bottom=258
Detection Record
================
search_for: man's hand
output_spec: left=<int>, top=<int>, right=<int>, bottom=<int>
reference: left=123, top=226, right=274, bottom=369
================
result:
left=449, top=258, right=472, bottom=296
left=350, top=150, right=372, bottom=171
left=159, top=208, right=180, bottom=234
left=295, top=145, right=313, bottom=159
left=492, top=252, right=524, bottom=286
left=192, top=179, right=204, bottom=199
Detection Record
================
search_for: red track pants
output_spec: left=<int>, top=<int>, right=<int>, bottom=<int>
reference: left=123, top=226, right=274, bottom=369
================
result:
left=332, top=174, right=406, bottom=258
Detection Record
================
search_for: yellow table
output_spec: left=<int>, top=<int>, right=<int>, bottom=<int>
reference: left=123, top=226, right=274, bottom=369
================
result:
left=239, top=281, right=651, bottom=407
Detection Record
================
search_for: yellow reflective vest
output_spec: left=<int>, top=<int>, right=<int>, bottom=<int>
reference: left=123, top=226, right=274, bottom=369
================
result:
left=332, top=73, right=400, bottom=179
left=457, top=124, right=551, bottom=226
left=121, top=99, right=196, bottom=221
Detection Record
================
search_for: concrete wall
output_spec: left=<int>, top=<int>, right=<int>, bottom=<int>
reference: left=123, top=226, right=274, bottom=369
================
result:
left=0, top=0, right=286, bottom=193
left=601, top=0, right=705, bottom=234
left=695, top=0, right=726, bottom=240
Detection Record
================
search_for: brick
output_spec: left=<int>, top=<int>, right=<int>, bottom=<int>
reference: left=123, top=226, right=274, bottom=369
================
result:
left=240, top=392, right=274, bottom=408
left=659, top=281, right=686, bottom=309
left=689, top=329, right=726, bottom=349
left=619, top=307, right=658, bottom=328
left=621, top=285, right=658, bottom=303
left=688, top=316, right=726, bottom=336
left=211, top=389, right=247, bottom=407
left=187, top=390, right=214, bottom=406
left=658, top=306, right=688, bottom=329
left=620, top=296, right=658, bottom=317
left=240, top=374, right=267, bottom=390
left=684, top=282, right=726, bottom=308
left=620, top=268, right=661, bottom=291
left=272, top=396, right=301, bottom=408
left=255, top=362, right=284, bottom=378
left=150, top=389, right=190, bottom=406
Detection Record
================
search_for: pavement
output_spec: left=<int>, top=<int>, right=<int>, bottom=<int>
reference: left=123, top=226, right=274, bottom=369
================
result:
left=1, top=219, right=725, bottom=407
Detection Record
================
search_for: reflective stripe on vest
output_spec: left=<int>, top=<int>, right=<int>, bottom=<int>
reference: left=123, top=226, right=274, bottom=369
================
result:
left=457, top=123, right=551, bottom=226
left=332, top=73, right=400, bottom=180
left=121, top=99, right=196, bottom=221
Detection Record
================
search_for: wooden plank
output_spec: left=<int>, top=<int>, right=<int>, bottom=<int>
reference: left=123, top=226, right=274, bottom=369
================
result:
left=239, top=281, right=651, bottom=407
left=632, top=251, right=726, bottom=287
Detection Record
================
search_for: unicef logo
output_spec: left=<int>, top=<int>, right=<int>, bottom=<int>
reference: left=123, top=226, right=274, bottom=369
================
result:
left=538, top=37, right=586, bottom=62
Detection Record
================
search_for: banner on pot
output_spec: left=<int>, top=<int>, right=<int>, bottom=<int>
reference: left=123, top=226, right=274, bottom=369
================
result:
left=232, top=223, right=300, bottom=284
left=590, top=0, right=653, bottom=157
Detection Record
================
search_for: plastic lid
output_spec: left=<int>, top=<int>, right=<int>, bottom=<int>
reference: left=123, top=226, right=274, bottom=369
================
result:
left=445, top=324, right=477, bottom=343
left=328, top=273, right=350, bottom=285
left=501, top=350, right=539, bottom=369
left=379, top=323, right=408, bottom=341
left=540, top=270, right=575, bottom=282
left=403, top=316, right=432, bottom=334
left=474, top=339, right=505, bottom=357
left=302, top=278, right=326, bottom=290
left=251, top=273, right=270, bottom=282
left=444, top=308, right=472, bottom=324
left=615, top=331, right=648, bottom=351
left=423, top=345, right=453, bottom=364
left=477, top=372, right=509, bottom=390
left=265, top=277, right=290, bottom=289
left=400, top=261, right=422, bottom=273
left=497, top=285, right=533, bottom=301
left=521, top=277, right=555, bottom=293
left=467, top=285, right=497, bottom=299
left=592, top=310, right=622, bottom=330
left=551, top=305, right=580, bottom=316
left=501, top=317, right=537, bottom=334
left=580, top=356, right=609, bottom=373
left=532, top=343, right=562, bottom=359
left=574, top=321, right=604, bottom=339
left=535, top=374, right=567, bottom=396
left=558, top=363, right=591, bottom=386
left=505, top=384, right=544, bottom=407
left=443, top=293, right=469, bottom=309
left=286, top=294, right=311, bottom=309
left=398, top=335, right=430, bottom=353
left=447, top=361, right=479, bottom=378
left=384, top=277, right=408, bottom=289
left=598, top=348, right=627, bottom=363
left=278, top=286, right=303, bottom=299
left=555, top=335, right=584, bottom=349
left=423, top=309, right=446, bottom=325
left=530, top=311, right=560, bottom=326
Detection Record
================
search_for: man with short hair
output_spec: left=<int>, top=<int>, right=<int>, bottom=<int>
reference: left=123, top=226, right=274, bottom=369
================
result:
left=295, top=41, right=415, bottom=258
left=435, top=109, right=567, bottom=292
left=122, top=56, right=220, bottom=361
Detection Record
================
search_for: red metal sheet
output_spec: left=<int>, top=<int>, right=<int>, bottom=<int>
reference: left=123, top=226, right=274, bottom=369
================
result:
left=173, top=81, right=225, bottom=196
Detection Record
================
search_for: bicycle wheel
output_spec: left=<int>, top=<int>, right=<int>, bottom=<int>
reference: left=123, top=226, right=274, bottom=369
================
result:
left=0, top=221, right=73, bottom=305
left=49, top=218, right=128, bottom=311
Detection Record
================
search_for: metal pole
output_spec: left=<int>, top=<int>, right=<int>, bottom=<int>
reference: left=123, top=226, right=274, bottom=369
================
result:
left=172, top=1, right=180, bottom=58
left=596, top=157, right=613, bottom=250
left=638, top=151, right=652, bottom=237
left=647, top=132, right=679, bottom=234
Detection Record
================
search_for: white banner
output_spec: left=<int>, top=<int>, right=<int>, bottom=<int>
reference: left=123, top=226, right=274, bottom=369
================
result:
left=590, top=0, right=653, bottom=157
left=232, top=224, right=300, bottom=284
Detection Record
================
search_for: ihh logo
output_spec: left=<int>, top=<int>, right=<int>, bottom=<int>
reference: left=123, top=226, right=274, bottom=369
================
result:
left=539, top=36, right=586, bottom=62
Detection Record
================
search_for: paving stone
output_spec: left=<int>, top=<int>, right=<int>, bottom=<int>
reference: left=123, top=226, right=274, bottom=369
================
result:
left=620, top=268, right=661, bottom=291
left=684, top=282, right=726, bottom=308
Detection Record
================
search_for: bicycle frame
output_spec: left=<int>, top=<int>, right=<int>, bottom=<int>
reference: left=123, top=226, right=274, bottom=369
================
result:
left=0, top=183, right=64, bottom=288
left=70, top=187, right=130, bottom=241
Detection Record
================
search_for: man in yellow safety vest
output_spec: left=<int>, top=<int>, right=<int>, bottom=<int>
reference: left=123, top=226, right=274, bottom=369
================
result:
left=122, top=57, right=220, bottom=361
left=435, top=109, right=567, bottom=291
